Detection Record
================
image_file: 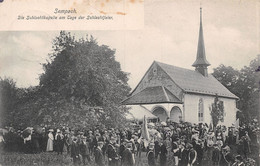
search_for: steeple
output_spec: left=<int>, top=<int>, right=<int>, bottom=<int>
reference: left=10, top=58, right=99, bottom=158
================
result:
left=192, top=7, right=210, bottom=76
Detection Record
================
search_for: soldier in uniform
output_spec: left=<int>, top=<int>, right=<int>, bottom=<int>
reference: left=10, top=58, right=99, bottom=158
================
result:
left=94, top=141, right=105, bottom=166
left=107, top=136, right=120, bottom=166
left=147, top=142, right=156, bottom=166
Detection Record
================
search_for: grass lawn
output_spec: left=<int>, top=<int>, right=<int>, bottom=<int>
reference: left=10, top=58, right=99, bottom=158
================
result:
left=0, top=144, right=259, bottom=166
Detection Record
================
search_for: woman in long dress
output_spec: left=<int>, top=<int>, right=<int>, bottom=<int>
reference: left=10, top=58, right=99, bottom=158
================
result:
left=46, top=129, right=54, bottom=152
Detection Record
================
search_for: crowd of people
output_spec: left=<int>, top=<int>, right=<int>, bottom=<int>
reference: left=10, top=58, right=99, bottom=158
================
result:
left=0, top=119, right=259, bottom=166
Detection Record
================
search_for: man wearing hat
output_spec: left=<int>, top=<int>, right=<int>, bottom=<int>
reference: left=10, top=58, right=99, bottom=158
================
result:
left=121, top=142, right=134, bottom=166
left=80, top=136, right=91, bottom=165
left=212, top=143, right=221, bottom=166
left=172, top=138, right=180, bottom=166
left=220, top=145, right=235, bottom=166
left=187, top=143, right=197, bottom=166
left=71, top=137, right=81, bottom=166
left=94, top=141, right=105, bottom=166
left=194, top=139, right=203, bottom=166
left=147, top=142, right=156, bottom=166
left=107, top=136, right=119, bottom=166
left=178, top=142, right=189, bottom=166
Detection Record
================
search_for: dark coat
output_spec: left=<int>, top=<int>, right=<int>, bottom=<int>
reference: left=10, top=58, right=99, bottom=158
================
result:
left=55, top=134, right=64, bottom=153
left=107, top=144, right=119, bottom=166
left=212, top=147, right=221, bottom=163
left=147, top=150, right=156, bottom=166
left=79, top=141, right=90, bottom=156
left=179, top=148, right=189, bottom=166
left=188, top=148, right=197, bottom=165
left=159, top=144, right=167, bottom=166
left=71, top=141, right=80, bottom=158
left=121, top=148, right=134, bottom=166
left=95, top=147, right=105, bottom=166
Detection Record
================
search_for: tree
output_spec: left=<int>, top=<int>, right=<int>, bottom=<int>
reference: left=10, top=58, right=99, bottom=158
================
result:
left=37, top=31, right=131, bottom=128
left=210, top=95, right=225, bottom=129
left=212, top=57, right=260, bottom=123
left=0, top=78, right=18, bottom=127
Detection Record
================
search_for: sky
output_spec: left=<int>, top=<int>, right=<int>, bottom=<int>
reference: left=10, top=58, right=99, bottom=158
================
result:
left=0, top=0, right=259, bottom=89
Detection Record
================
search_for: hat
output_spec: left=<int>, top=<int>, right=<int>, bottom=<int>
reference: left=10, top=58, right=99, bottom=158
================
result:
left=57, top=129, right=61, bottom=133
left=149, top=142, right=155, bottom=149
left=186, top=143, right=193, bottom=149
left=98, top=141, right=104, bottom=146
left=213, top=143, right=218, bottom=146
left=223, top=146, right=230, bottom=151
left=235, top=155, right=243, bottom=161
left=49, top=129, right=54, bottom=132
left=126, top=142, right=132, bottom=148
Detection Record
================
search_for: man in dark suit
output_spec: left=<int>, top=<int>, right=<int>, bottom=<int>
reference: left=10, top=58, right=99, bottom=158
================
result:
left=107, top=137, right=120, bottom=166
left=94, top=141, right=105, bottom=166
left=178, top=142, right=189, bottom=166
left=159, top=140, right=167, bottom=166
left=80, top=136, right=91, bottom=165
left=187, top=143, right=197, bottom=166
left=121, top=142, right=134, bottom=166
left=147, top=142, right=156, bottom=166
left=71, top=137, right=81, bottom=166
left=212, top=144, right=221, bottom=166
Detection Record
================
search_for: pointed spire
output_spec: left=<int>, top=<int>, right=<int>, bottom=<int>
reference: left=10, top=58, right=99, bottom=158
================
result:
left=192, top=7, right=210, bottom=67
left=192, top=7, right=210, bottom=76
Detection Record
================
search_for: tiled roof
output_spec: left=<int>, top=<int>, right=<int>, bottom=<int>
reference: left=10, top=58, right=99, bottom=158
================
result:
left=125, top=105, right=157, bottom=121
left=156, top=61, right=238, bottom=99
left=122, top=86, right=183, bottom=105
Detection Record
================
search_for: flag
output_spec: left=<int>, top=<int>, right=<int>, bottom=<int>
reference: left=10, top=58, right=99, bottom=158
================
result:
left=141, top=115, right=150, bottom=148
left=235, top=118, right=240, bottom=144
left=235, top=118, right=239, bottom=130
left=209, top=122, right=213, bottom=131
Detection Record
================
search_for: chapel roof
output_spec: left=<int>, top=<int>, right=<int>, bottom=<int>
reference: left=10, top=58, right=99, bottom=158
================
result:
left=122, top=86, right=183, bottom=105
left=156, top=61, right=238, bottom=99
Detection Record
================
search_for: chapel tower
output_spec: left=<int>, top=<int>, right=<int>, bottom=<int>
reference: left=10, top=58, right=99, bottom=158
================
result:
left=192, top=7, right=210, bottom=76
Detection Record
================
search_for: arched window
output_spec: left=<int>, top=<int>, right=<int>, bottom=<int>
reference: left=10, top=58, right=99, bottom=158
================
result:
left=198, top=98, right=204, bottom=122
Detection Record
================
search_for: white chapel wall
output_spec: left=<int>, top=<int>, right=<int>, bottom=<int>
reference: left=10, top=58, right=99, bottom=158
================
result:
left=184, top=94, right=237, bottom=127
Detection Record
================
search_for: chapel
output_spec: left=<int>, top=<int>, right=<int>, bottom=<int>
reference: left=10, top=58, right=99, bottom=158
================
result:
left=122, top=8, right=238, bottom=126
